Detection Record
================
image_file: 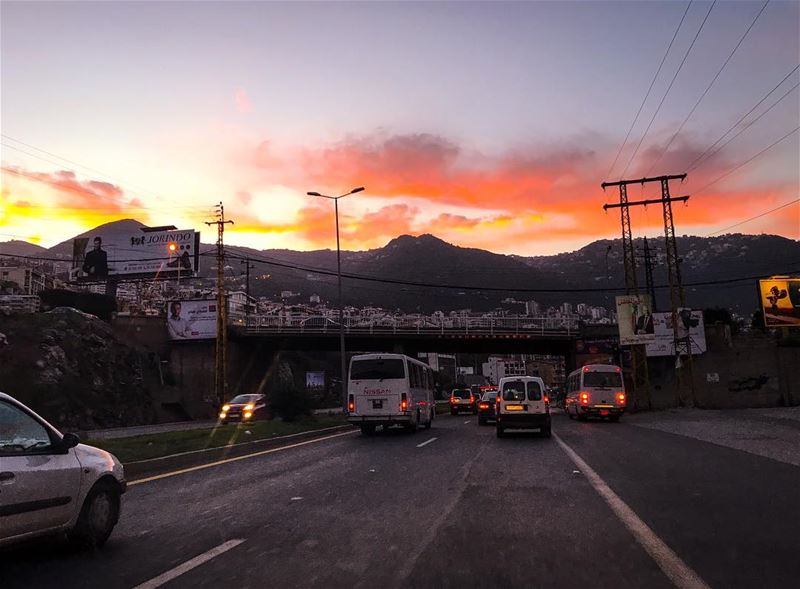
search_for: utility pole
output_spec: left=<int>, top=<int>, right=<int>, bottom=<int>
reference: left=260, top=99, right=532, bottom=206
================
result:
left=637, top=237, right=658, bottom=312
left=241, top=258, right=255, bottom=324
left=603, top=173, right=694, bottom=408
left=205, top=203, right=234, bottom=407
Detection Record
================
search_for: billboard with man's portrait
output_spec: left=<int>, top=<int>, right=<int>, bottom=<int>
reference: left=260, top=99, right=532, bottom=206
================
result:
left=615, top=294, right=655, bottom=345
left=72, top=228, right=200, bottom=281
left=759, top=277, right=800, bottom=328
left=166, top=299, right=217, bottom=340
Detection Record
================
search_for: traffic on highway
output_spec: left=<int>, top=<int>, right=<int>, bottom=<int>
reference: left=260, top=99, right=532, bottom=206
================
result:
left=3, top=353, right=800, bottom=588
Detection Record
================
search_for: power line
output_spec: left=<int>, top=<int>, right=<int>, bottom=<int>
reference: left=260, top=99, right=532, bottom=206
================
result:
left=646, top=0, right=771, bottom=175
left=705, top=197, right=800, bottom=236
left=604, top=1, right=693, bottom=181
left=688, top=80, right=799, bottom=172
left=685, top=63, right=799, bottom=171
left=619, top=0, right=717, bottom=179
left=691, top=124, right=800, bottom=196
left=0, top=134, right=187, bottom=206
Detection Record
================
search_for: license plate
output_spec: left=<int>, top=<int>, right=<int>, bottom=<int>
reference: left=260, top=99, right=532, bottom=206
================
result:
left=372, top=400, right=383, bottom=409
left=505, top=404, right=524, bottom=411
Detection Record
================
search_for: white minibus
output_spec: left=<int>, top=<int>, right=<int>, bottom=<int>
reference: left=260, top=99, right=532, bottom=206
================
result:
left=347, top=353, right=435, bottom=435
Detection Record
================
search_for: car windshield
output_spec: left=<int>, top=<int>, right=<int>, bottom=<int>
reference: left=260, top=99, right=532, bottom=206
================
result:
left=482, top=392, right=498, bottom=401
left=228, top=395, right=260, bottom=404
left=350, top=359, right=405, bottom=380
left=527, top=381, right=543, bottom=401
left=584, top=372, right=623, bottom=388
left=452, top=389, right=471, bottom=399
left=502, top=381, right=526, bottom=401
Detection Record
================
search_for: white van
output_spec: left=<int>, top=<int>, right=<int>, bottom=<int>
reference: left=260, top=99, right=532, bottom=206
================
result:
left=347, top=353, right=435, bottom=435
left=495, top=376, right=551, bottom=438
left=565, top=364, right=627, bottom=422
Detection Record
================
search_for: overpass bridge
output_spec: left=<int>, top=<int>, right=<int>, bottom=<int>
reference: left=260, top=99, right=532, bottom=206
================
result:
left=231, top=314, right=581, bottom=359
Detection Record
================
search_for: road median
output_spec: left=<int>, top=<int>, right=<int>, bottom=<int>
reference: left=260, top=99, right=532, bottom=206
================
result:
left=87, top=416, right=354, bottom=479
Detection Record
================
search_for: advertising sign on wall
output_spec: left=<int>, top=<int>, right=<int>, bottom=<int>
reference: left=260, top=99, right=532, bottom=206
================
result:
left=166, top=299, right=217, bottom=340
left=615, top=294, right=656, bottom=345
left=72, top=228, right=200, bottom=281
left=306, top=372, right=326, bottom=391
left=759, top=277, right=800, bottom=328
left=646, top=309, right=706, bottom=357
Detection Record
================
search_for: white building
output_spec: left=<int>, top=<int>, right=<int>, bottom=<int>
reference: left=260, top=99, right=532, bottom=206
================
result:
left=560, top=302, right=573, bottom=315
left=309, top=294, right=321, bottom=304
left=525, top=300, right=541, bottom=316
left=482, top=355, right=528, bottom=384
left=577, top=303, right=588, bottom=316
left=0, top=266, right=51, bottom=295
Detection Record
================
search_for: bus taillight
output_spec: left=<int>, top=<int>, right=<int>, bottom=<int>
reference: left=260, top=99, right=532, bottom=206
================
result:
left=348, top=395, right=355, bottom=413
left=579, top=391, right=590, bottom=405
left=400, top=393, right=408, bottom=412
left=616, top=392, right=626, bottom=405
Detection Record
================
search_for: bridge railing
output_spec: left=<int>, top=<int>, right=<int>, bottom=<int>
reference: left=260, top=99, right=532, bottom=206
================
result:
left=238, top=314, right=578, bottom=336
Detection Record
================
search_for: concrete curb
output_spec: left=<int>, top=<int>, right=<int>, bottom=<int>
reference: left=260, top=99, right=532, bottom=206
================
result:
left=123, top=424, right=355, bottom=479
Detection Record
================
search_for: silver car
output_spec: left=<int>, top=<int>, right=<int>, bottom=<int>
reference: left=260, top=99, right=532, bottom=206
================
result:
left=0, top=392, right=126, bottom=548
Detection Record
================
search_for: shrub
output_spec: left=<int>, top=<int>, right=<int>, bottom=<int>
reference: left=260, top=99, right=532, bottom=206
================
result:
left=269, top=384, right=314, bottom=421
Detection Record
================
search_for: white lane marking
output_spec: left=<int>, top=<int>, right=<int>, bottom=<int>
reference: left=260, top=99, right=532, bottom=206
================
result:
left=132, top=539, right=244, bottom=589
left=463, top=420, right=471, bottom=425
left=554, top=434, right=711, bottom=589
left=129, top=430, right=358, bottom=486
left=290, top=496, right=303, bottom=501
left=416, top=437, right=438, bottom=448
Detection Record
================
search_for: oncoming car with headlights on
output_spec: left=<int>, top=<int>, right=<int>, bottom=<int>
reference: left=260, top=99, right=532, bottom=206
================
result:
left=218, top=394, right=267, bottom=424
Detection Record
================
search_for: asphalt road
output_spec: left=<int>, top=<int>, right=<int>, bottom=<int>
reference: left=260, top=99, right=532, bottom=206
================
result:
left=3, top=412, right=799, bottom=589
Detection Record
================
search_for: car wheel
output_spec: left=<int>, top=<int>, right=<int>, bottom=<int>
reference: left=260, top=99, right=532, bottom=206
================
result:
left=541, top=424, right=552, bottom=438
left=577, top=413, right=588, bottom=422
left=68, top=481, right=120, bottom=548
left=496, top=426, right=505, bottom=438
left=423, top=410, right=432, bottom=430
left=450, top=409, right=457, bottom=416
left=609, top=415, right=621, bottom=423
left=360, top=424, right=376, bottom=436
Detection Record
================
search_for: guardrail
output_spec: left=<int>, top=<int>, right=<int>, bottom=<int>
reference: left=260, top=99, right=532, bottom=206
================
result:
left=234, top=314, right=579, bottom=337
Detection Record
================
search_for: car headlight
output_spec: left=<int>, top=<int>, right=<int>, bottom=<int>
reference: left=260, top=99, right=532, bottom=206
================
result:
left=219, top=411, right=227, bottom=419
left=244, top=411, right=252, bottom=419
left=222, top=404, right=230, bottom=411
left=244, top=404, right=255, bottom=411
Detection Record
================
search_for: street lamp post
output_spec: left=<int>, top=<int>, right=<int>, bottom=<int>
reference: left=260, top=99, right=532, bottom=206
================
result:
left=306, top=187, right=364, bottom=410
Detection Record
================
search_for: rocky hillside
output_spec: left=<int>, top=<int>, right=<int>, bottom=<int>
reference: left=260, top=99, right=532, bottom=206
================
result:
left=0, top=308, right=158, bottom=430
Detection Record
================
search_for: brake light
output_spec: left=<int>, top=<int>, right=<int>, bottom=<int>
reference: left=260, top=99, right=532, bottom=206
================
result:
left=450, top=397, right=457, bottom=404
left=579, top=391, right=589, bottom=405
left=478, top=403, right=489, bottom=409
left=348, top=394, right=355, bottom=413
left=616, top=392, right=626, bottom=405
left=615, top=366, right=621, bottom=372
left=400, top=393, right=408, bottom=412
left=544, top=395, right=550, bottom=403
left=583, top=366, right=590, bottom=372
left=470, top=395, right=475, bottom=404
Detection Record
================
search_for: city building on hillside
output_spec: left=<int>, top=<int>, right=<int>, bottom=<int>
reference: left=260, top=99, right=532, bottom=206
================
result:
left=0, top=266, right=53, bottom=295
left=482, top=355, right=527, bottom=384
left=577, top=303, right=588, bottom=316
left=309, top=294, right=321, bottom=304
left=560, top=302, right=573, bottom=315
left=525, top=300, right=541, bottom=316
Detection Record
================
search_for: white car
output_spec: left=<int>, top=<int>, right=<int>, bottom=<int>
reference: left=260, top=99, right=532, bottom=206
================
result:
left=495, top=376, right=551, bottom=438
left=0, top=392, right=126, bottom=548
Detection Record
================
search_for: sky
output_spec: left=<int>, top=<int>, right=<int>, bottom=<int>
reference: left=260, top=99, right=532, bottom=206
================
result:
left=1, top=0, right=798, bottom=255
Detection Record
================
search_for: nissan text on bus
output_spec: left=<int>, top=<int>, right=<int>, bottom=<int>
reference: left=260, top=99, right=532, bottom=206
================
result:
left=565, top=364, right=627, bottom=421
left=347, top=353, right=435, bottom=435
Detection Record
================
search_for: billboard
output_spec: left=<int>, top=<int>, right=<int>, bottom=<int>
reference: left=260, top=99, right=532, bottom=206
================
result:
left=615, top=294, right=655, bottom=345
left=759, top=277, right=800, bottom=328
left=166, top=299, right=217, bottom=340
left=646, top=310, right=706, bottom=357
left=306, top=372, right=325, bottom=391
left=72, top=228, right=200, bottom=281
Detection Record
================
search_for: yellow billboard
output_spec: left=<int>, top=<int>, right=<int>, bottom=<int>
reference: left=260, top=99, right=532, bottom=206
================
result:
left=759, top=277, right=800, bottom=327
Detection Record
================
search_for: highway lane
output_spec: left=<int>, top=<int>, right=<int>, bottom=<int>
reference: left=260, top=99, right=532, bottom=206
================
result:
left=2, top=412, right=797, bottom=588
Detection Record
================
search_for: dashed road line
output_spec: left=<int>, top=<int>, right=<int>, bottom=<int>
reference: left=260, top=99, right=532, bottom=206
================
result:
left=554, top=433, right=711, bottom=589
left=416, top=437, right=438, bottom=448
left=132, top=539, right=245, bottom=589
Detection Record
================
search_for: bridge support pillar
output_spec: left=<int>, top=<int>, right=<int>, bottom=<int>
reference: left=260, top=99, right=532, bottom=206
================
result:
left=392, top=342, right=405, bottom=355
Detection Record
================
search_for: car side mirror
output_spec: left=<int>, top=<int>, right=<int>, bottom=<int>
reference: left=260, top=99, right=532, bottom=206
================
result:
left=61, top=432, right=80, bottom=450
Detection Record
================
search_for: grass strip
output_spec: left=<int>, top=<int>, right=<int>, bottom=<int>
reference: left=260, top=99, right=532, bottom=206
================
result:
left=88, top=415, right=348, bottom=463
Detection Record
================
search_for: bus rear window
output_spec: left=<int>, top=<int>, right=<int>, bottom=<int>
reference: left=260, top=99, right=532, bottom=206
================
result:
left=583, top=371, right=623, bottom=388
left=350, top=359, right=405, bottom=381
